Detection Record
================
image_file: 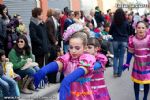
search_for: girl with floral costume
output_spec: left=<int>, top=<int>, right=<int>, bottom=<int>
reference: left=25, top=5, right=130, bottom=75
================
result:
left=123, top=21, right=150, bottom=100
left=33, top=23, right=99, bottom=100
left=86, top=38, right=110, bottom=100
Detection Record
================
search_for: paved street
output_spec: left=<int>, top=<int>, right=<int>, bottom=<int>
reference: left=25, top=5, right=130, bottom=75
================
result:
left=104, top=67, right=150, bottom=100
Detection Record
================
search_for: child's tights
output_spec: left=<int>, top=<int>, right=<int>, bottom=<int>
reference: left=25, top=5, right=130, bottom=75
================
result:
left=134, top=82, right=149, bottom=100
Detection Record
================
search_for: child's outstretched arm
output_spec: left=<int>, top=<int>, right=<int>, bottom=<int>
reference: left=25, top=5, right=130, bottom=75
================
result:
left=59, top=68, right=85, bottom=100
left=123, top=51, right=133, bottom=71
left=59, top=62, right=100, bottom=100
left=33, top=61, right=63, bottom=89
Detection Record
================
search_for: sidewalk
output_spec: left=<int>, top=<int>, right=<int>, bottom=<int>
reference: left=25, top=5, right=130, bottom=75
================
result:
left=20, top=83, right=60, bottom=100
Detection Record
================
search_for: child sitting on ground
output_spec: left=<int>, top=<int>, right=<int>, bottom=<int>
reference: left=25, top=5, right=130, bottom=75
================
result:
left=0, top=49, right=20, bottom=98
left=0, top=49, right=20, bottom=80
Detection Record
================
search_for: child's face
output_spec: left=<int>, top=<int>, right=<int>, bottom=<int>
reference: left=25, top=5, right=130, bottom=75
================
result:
left=1, top=55, right=6, bottom=62
left=3, top=8, right=7, bottom=14
left=128, top=15, right=133, bottom=21
left=88, top=23, right=93, bottom=30
left=104, top=27, right=110, bottom=32
left=17, top=16, right=23, bottom=23
left=69, top=38, right=85, bottom=59
left=37, top=13, right=43, bottom=21
left=136, top=22, right=147, bottom=37
left=86, top=45, right=95, bottom=55
left=86, top=45, right=99, bottom=55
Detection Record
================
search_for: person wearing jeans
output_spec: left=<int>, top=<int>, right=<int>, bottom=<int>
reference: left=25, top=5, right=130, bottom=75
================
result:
left=8, top=35, right=40, bottom=94
left=109, top=8, right=130, bottom=77
left=112, top=41, right=127, bottom=77
left=0, top=75, right=20, bottom=98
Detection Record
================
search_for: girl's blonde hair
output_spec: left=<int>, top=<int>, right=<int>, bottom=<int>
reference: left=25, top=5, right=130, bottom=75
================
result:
left=70, top=31, right=88, bottom=46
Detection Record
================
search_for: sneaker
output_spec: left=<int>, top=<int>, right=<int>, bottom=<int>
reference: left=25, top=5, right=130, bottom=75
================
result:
left=107, top=54, right=114, bottom=58
left=108, top=58, right=113, bottom=67
left=113, top=73, right=118, bottom=77
left=21, top=88, right=33, bottom=94
left=117, top=73, right=122, bottom=77
left=109, top=54, right=114, bottom=58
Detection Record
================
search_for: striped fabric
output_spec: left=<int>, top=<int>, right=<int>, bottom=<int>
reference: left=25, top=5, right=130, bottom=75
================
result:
left=128, top=35, right=150, bottom=84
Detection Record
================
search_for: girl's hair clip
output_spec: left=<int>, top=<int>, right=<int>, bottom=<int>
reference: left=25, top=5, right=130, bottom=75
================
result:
left=63, top=23, right=84, bottom=41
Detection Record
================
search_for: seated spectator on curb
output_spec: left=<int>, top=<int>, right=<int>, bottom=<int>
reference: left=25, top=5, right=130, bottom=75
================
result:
left=101, top=22, right=113, bottom=57
left=8, top=35, right=39, bottom=94
left=0, top=51, right=20, bottom=98
left=0, top=49, right=20, bottom=80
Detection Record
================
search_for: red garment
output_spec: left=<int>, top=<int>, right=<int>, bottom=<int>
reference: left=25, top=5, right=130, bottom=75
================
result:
left=94, top=28, right=101, bottom=33
left=105, top=15, right=111, bottom=23
left=60, top=15, right=68, bottom=35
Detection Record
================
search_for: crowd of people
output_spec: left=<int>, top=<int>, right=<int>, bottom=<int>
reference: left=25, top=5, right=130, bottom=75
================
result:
left=0, top=3, right=149, bottom=100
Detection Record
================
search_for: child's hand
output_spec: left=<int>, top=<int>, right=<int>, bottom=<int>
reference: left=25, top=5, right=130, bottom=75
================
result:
left=94, top=61, right=102, bottom=70
left=60, top=48, right=64, bottom=55
left=122, top=64, right=130, bottom=71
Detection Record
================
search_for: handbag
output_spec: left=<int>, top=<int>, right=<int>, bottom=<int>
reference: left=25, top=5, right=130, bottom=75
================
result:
left=21, top=62, right=38, bottom=70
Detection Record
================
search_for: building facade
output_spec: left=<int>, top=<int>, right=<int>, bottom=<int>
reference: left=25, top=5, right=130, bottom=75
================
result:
left=0, top=0, right=117, bottom=24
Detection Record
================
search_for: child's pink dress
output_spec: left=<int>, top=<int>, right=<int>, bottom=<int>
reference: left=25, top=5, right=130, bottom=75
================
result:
left=146, top=28, right=150, bottom=35
left=57, top=53, right=96, bottom=100
left=128, top=34, right=150, bottom=84
left=91, top=53, right=111, bottom=100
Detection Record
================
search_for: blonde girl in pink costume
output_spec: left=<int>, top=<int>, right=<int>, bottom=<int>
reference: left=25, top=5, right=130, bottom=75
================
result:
left=86, top=38, right=111, bottom=100
left=123, top=21, right=150, bottom=100
left=33, top=23, right=98, bottom=100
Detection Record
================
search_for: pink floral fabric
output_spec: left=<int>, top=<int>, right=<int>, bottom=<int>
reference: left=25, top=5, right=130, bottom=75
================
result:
left=57, top=53, right=96, bottom=100
left=63, top=23, right=84, bottom=41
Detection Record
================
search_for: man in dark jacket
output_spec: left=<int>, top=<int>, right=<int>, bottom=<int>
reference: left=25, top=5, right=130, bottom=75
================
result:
left=29, top=8, right=50, bottom=67
left=94, top=6, right=105, bottom=27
